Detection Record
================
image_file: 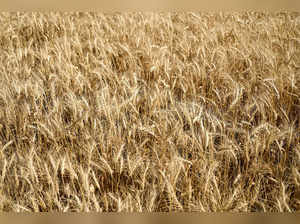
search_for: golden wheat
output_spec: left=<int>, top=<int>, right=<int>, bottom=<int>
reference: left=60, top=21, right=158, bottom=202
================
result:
left=0, top=12, right=299, bottom=212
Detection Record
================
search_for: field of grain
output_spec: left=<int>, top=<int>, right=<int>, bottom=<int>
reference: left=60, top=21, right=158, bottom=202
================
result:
left=0, top=12, right=299, bottom=212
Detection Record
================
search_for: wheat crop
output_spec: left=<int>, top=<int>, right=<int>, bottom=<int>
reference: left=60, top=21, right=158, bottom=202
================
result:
left=0, top=12, right=299, bottom=212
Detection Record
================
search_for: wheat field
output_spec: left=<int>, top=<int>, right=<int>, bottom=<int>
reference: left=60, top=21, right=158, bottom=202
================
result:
left=0, top=12, right=299, bottom=212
